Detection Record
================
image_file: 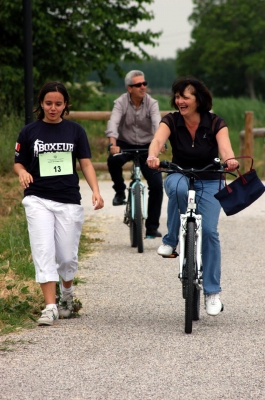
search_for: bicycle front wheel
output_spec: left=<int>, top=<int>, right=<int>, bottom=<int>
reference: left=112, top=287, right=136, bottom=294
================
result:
left=134, top=182, right=144, bottom=253
left=184, top=220, right=196, bottom=334
left=128, top=191, right=137, bottom=248
left=192, top=285, right=200, bottom=321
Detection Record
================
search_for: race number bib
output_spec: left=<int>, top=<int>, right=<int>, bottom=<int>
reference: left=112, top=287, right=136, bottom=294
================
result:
left=39, top=152, right=73, bottom=177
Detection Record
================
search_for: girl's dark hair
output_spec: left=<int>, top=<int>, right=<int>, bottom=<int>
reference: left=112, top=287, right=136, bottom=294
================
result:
left=170, top=77, right=212, bottom=113
left=33, top=81, right=70, bottom=120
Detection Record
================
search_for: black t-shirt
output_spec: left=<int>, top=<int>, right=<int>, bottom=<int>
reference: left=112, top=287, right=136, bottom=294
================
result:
left=14, top=119, right=91, bottom=204
left=161, top=111, right=227, bottom=180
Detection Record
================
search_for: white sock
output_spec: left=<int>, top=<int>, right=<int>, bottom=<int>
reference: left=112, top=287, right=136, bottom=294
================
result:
left=60, top=281, right=72, bottom=293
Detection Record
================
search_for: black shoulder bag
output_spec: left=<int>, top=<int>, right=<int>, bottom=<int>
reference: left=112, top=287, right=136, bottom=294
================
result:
left=214, top=156, right=265, bottom=216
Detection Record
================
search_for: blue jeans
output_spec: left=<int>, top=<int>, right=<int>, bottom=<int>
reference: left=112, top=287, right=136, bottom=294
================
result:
left=163, top=173, right=222, bottom=295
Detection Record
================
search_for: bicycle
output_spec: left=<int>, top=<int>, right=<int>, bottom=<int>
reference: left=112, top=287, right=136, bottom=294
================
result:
left=114, top=149, right=148, bottom=253
left=159, top=158, right=235, bottom=334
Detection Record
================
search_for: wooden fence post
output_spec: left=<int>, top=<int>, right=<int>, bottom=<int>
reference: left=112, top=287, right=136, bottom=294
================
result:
left=244, top=111, right=254, bottom=171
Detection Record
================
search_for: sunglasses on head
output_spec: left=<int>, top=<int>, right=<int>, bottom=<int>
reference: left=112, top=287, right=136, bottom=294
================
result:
left=129, top=81, right=148, bottom=88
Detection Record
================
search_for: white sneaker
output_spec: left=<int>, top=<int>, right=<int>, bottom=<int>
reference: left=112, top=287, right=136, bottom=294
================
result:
left=157, top=244, right=174, bottom=256
left=205, top=293, right=223, bottom=316
left=37, top=305, right=59, bottom=326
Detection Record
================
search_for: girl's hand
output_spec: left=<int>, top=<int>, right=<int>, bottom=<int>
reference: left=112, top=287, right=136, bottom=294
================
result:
left=18, top=170, right=33, bottom=188
left=92, top=193, right=104, bottom=210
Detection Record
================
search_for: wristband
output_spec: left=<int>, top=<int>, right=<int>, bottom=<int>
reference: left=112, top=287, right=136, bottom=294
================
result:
left=107, top=143, right=113, bottom=152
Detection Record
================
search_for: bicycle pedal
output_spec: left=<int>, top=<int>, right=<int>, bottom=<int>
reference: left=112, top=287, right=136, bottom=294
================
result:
left=161, top=251, right=179, bottom=259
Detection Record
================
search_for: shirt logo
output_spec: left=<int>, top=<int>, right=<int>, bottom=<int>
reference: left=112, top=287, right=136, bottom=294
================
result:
left=33, top=139, right=74, bottom=157
left=34, top=139, right=44, bottom=157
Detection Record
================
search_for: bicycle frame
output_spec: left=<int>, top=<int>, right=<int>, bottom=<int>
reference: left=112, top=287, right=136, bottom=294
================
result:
left=178, top=177, right=203, bottom=290
left=159, top=158, right=235, bottom=333
left=129, top=159, right=147, bottom=220
left=115, top=148, right=148, bottom=253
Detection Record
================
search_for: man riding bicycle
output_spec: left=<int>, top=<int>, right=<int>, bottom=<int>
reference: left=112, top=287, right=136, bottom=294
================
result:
left=105, top=70, right=164, bottom=238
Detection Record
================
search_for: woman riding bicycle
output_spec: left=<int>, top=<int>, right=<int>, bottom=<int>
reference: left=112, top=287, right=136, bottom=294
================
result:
left=147, top=77, right=238, bottom=316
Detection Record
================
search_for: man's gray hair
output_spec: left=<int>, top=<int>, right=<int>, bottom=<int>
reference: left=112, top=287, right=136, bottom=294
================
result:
left=125, top=70, right=145, bottom=87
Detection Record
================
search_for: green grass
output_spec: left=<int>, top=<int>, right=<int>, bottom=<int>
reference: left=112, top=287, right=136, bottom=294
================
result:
left=0, top=182, right=42, bottom=334
left=213, top=97, right=265, bottom=132
left=212, top=97, right=265, bottom=177
left=0, top=217, right=102, bottom=335
left=0, top=113, right=24, bottom=175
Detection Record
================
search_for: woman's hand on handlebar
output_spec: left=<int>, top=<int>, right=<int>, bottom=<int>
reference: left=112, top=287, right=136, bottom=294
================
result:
left=225, top=159, right=239, bottom=171
left=146, top=156, right=160, bottom=169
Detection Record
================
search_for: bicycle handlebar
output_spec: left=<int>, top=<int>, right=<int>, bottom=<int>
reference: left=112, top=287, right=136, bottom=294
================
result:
left=120, top=148, right=149, bottom=153
left=113, top=148, right=149, bottom=157
left=159, top=158, right=236, bottom=176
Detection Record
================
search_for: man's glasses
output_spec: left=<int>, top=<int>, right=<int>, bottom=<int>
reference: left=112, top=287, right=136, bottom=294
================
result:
left=129, top=81, right=148, bottom=88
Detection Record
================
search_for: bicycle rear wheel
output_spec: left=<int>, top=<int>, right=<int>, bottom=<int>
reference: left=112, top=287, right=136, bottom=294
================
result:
left=184, top=220, right=196, bottom=334
left=134, top=182, right=144, bottom=253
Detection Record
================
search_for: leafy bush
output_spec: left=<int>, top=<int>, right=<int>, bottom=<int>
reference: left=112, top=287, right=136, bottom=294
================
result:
left=66, top=81, right=107, bottom=111
left=0, top=114, right=24, bottom=175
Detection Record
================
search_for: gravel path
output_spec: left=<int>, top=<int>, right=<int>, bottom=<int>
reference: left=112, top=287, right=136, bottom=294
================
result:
left=1, top=179, right=264, bottom=400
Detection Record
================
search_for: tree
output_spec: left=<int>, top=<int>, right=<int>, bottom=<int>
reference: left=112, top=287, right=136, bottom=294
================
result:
left=0, top=0, right=161, bottom=113
left=176, top=0, right=265, bottom=98
left=87, top=58, right=176, bottom=93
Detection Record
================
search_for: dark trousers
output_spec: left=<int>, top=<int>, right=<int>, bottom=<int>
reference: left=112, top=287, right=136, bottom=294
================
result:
left=107, top=141, right=163, bottom=231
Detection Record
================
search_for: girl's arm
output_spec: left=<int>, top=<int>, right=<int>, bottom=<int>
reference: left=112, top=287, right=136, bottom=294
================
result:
left=79, top=159, right=104, bottom=210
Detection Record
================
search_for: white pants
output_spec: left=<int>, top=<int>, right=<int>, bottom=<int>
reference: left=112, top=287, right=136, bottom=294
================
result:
left=22, top=196, right=84, bottom=283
